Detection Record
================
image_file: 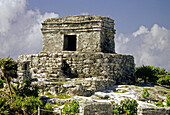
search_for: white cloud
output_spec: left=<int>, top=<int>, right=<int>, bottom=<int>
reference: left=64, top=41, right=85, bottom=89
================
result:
left=132, top=25, right=149, bottom=37
left=80, top=12, right=89, bottom=15
left=116, top=24, right=170, bottom=71
left=0, top=0, right=59, bottom=59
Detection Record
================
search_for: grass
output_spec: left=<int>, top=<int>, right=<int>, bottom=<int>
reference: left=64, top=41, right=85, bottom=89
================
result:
left=122, top=90, right=128, bottom=93
left=113, top=90, right=128, bottom=93
left=58, top=81, right=67, bottom=83
left=45, top=93, right=71, bottom=99
left=135, top=90, right=141, bottom=93
left=118, top=85, right=129, bottom=88
left=94, top=98, right=110, bottom=100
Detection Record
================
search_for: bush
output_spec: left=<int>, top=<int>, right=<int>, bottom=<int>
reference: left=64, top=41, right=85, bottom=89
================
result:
left=157, top=74, right=170, bottom=86
left=62, top=100, right=79, bottom=115
left=142, top=88, right=150, bottom=99
left=154, top=100, right=164, bottom=107
left=112, top=98, right=138, bottom=115
left=0, top=96, right=10, bottom=115
left=41, top=103, right=54, bottom=115
left=12, top=79, right=39, bottom=97
left=135, top=65, right=167, bottom=83
left=166, top=95, right=170, bottom=107
left=10, top=96, right=43, bottom=114
left=0, top=78, right=4, bottom=88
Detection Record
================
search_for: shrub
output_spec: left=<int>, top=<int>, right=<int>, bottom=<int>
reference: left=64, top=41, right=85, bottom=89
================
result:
left=0, top=96, right=10, bottom=115
left=11, top=96, right=43, bottom=114
left=112, top=98, right=138, bottom=115
left=157, top=74, right=170, bottom=86
left=166, top=95, right=170, bottom=107
left=135, top=65, right=167, bottom=83
left=12, top=79, right=39, bottom=97
left=154, top=100, right=164, bottom=107
left=0, top=78, right=4, bottom=88
left=41, top=103, right=54, bottom=115
left=142, top=88, right=150, bottom=99
left=62, top=100, right=79, bottom=115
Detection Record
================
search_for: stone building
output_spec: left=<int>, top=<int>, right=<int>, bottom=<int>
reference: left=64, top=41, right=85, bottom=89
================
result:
left=17, top=15, right=135, bottom=88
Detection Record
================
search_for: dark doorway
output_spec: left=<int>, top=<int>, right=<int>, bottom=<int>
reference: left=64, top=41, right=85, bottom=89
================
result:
left=63, top=35, right=76, bottom=51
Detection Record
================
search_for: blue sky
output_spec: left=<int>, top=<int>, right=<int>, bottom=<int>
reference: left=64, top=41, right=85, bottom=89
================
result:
left=0, top=0, right=170, bottom=71
left=27, top=0, right=170, bottom=34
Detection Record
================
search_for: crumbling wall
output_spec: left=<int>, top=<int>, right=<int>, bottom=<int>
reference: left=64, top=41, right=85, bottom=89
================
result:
left=79, top=102, right=113, bottom=115
left=137, top=107, right=170, bottom=115
left=18, top=51, right=135, bottom=85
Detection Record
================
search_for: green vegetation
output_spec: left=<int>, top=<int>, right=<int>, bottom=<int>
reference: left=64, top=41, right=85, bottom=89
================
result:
left=157, top=74, right=170, bottom=86
left=135, top=65, right=167, bottom=83
left=122, top=90, right=128, bottom=93
left=155, top=100, right=164, bottom=107
left=113, top=90, right=128, bottom=93
left=142, top=88, right=150, bottom=99
left=135, top=90, right=141, bottom=93
left=155, top=95, right=170, bottom=107
left=112, top=98, right=138, bottom=115
left=118, top=85, right=129, bottom=88
left=0, top=78, right=5, bottom=88
left=0, top=57, right=18, bottom=99
left=0, top=57, right=54, bottom=115
left=45, top=92, right=71, bottom=99
left=166, top=95, right=170, bottom=107
left=59, top=81, right=67, bottom=83
left=62, top=100, right=79, bottom=115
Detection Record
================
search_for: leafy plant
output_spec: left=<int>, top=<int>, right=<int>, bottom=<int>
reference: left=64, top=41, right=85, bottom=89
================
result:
left=154, top=100, right=164, bottom=107
left=142, top=88, right=150, bottom=99
left=135, top=65, right=167, bottom=83
left=166, top=95, right=170, bottom=107
left=0, top=78, right=5, bottom=88
left=10, top=96, right=43, bottom=115
left=45, top=93, right=71, bottom=99
left=157, top=74, right=170, bottom=86
left=112, top=98, right=138, bottom=115
left=0, top=96, right=10, bottom=115
left=0, top=57, right=17, bottom=99
left=62, top=100, right=79, bottom=115
left=12, top=79, right=39, bottom=97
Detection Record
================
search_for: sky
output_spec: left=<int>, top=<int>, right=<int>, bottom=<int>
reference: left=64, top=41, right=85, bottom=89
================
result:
left=0, top=0, right=170, bottom=71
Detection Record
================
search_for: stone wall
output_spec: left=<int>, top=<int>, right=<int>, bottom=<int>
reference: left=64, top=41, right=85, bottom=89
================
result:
left=41, top=15, right=116, bottom=53
left=79, top=102, right=170, bottom=115
left=137, top=107, right=170, bottom=115
left=17, top=51, right=135, bottom=85
left=79, top=102, right=113, bottom=115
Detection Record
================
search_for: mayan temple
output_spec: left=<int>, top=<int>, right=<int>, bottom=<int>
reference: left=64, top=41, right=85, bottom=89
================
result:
left=17, top=15, right=135, bottom=95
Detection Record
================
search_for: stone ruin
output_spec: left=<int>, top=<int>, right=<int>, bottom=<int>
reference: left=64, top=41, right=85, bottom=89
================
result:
left=17, top=15, right=135, bottom=96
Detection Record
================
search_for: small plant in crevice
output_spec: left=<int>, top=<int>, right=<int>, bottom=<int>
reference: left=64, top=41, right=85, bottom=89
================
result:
left=154, top=99, right=164, bottom=107
left=142, top=88, right=150, bottom=99
left=62, top=100, right=79, bottom=115
left=112, top=98, right=138, bottom=115
left=166, top=95, right=170, bottom=107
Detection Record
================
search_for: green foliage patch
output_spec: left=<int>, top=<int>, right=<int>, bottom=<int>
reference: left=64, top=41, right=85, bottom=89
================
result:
left=166, top=95, right=170, bottom=107
left=135, top=65, right=167, bottom=83
left=142, top=88, right=150, bottom=99
left=157, top=74, right=170, bottom=86
left=112, top=98, right=138, bottom=115
left=62, top=100, right=79, bottom=115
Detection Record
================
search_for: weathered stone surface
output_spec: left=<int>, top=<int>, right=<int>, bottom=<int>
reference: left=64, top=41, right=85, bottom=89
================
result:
left=79, top=102, right=113, bottom=115
left=137, top=107, right=170, bottom=115
left=41, top=15, right=115, bottom=53
left=17, top=15, right=135, bottom=97
left=18, top=52, right=135, bottom=85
